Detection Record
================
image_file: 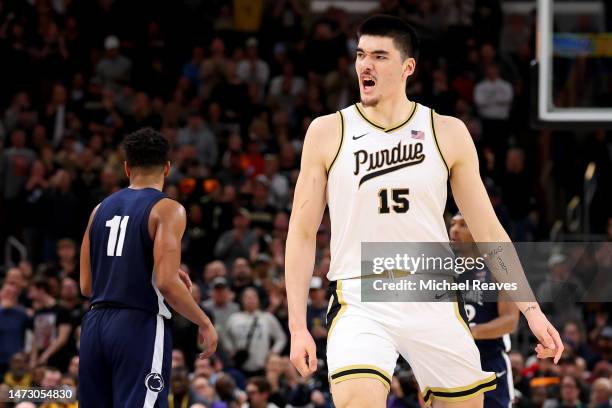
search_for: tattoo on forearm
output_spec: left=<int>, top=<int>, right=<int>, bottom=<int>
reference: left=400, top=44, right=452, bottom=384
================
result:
left=523, top=305, right=537, bottom=314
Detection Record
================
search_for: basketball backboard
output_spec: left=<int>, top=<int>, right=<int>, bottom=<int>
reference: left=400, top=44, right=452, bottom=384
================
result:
left=534, top=0, right=612, bottom=128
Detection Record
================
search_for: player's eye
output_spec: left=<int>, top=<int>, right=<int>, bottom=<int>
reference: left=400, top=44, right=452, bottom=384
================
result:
left=376, top=55, right=386, bottom=60
left=356, top=52, right=365, bottom=59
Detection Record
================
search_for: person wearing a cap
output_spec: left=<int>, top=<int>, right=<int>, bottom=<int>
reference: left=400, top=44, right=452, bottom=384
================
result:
left=95, top=35, right=132, bottom=89
left=237, top=37, right=270, bottom=93
left=202, top=277, right=240, bottom=361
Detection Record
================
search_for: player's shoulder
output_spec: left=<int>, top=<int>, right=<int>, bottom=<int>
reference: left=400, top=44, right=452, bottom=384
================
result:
left=303, top=113, right=343, bottom=166
left=432, top=112, right=469, bottom=134
left=150, top=197, right=186, bottom=221
left=431, top=112, right=476, bottom=169
left=308, top=112, right=342, bottom=135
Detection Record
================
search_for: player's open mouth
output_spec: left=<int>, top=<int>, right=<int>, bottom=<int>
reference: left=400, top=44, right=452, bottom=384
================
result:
left=361, top=76, right=376, bottom=92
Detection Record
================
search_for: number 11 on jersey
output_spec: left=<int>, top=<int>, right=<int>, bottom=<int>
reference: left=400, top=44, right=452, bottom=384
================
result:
left=105, top=216, right=129, bottom=256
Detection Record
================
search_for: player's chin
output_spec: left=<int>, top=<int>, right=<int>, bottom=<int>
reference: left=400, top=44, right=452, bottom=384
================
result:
left=360, top=94, right=380, bottom=107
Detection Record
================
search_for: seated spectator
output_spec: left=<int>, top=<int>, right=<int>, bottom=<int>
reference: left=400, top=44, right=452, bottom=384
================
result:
left=169, top=365, right=208, bottom=407
left=589, top=378, right=612, bottom=408
left=3, top=352, right=32, bottom=388
left=243, top=376, right=280, bottom=408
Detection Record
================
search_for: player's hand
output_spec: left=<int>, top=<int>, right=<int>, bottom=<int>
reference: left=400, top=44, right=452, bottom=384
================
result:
left=178, top=268, right=192, bottom=292
left=289, top=328, right=317, bottom=377
left=198, top=322, right=218, bottom=359
left=524, top=306, right=564, bottom=364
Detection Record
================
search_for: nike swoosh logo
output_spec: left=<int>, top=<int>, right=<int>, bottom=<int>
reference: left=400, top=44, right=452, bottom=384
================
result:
left=495, top=370, right=507, bottom=377
left=434, top=292, right=448, bottom=300
left=352, top=132, right=369, bottom=140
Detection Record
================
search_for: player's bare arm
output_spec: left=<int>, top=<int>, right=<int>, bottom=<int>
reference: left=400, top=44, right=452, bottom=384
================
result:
left=151, top=198, right=217, bottom=358
left=471, top=297, right=519, bottom=340
left=79, top=204, right=99, bottom=298
left=286, top=112, right=341, bottom=376
left=435, top=112, right=564, bottom=363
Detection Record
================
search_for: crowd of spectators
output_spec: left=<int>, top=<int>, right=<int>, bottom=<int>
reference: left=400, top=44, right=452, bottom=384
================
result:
left=0, top=0, right=611, bottom=407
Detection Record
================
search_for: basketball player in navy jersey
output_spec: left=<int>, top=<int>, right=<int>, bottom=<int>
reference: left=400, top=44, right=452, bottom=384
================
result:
left=451, top=212, right=519, bottom=408
left=78, top=128, right=217, bottom=407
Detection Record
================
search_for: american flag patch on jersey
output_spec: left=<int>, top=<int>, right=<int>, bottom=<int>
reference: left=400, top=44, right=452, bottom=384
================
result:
left=411, top=130, right=425, bottom=139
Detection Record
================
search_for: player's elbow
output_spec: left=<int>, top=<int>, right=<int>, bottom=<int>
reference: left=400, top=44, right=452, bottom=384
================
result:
left=80, top=282, right=92, bottom=297
left=155, top=272, right=176, bottom=297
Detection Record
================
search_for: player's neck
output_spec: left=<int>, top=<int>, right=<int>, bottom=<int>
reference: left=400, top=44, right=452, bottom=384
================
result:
left=360, top=93, right=414, bottom=130
left=128, top=175, right=164, bottom=192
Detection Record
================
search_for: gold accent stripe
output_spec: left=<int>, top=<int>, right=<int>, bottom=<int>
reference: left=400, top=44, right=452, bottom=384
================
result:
left=330, top=373, right=391, bottom=391
left=454, top=301, right=472, bottom=337
left=422, top=374, right=497, bottom=405
left=385, top=103, right=418, bottom=133
left=330, top=364, right=392, bottom=383
left=327, top=111, right=344, bottom=175
left=430, top=108, right=450, bottom=177
left=354, top=102, right=418, bottom=133
left=327, top=280, right=346, bottom=339
left=355, top=103, right=384, bottom=130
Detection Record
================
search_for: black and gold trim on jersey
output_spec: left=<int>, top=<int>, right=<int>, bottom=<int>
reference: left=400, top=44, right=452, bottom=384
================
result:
left=330, top=364, right=392, bottom=390
left=430, top=109, right=450, bottom=177
left=422, top=374, right=497, bottom=405
left=327, top=111, right=345, bottom=175
left=326, top=280, right=347, bottom=339
left=355, top=101, right=418, bottom=133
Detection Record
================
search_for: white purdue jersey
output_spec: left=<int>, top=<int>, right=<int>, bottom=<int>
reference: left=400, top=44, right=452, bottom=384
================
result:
left=326, top=102, right=450, bottom=280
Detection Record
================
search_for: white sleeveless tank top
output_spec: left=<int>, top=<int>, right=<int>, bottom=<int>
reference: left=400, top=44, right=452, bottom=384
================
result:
left=326, top=102, right=450, bottom=280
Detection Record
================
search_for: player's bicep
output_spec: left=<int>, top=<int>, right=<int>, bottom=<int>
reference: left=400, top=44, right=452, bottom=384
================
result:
left=288, top=116, right=335, bottom=238
left=152, top=200, right=186, bottom=289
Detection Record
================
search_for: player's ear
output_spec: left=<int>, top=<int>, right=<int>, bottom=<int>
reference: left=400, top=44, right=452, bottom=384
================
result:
left=124, top=161, right=130, bottom=178
left=403, top=57, right=416, bottom=79
left=163, top=161, right=170, bottom=177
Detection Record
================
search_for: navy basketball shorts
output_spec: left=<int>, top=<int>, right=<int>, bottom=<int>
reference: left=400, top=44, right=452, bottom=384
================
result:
left=481, top=351, right=514, bottom=408
left=79, top=307, right=172, bottom=408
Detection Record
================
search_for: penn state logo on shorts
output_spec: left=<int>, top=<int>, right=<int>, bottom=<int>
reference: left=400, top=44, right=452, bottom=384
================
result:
left=144, top=372, right=164, bottom=392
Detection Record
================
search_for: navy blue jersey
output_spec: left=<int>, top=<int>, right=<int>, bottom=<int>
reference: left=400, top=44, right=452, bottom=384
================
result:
left=458, top=268, right=510, bottom=357
left=89, top=187, right=171, bottom=318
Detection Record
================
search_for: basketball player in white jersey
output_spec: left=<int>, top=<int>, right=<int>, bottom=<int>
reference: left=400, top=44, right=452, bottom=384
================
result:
left=285, top=15, right=563, bottom=408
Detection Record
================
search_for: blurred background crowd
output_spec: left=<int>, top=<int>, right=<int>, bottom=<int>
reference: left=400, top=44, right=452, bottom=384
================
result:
left=0, top=0, right=611, bottom=407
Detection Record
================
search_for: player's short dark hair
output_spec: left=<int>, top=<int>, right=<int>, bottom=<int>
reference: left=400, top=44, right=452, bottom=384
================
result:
left=357, top=14, right=419, bottom=61
left=122, top=128, right=169, bottom=169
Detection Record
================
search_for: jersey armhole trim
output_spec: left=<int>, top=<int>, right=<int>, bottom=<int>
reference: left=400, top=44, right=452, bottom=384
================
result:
left=326, top=111, right=344, bottom=176
left=430, top=108, right=450, bottom=178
